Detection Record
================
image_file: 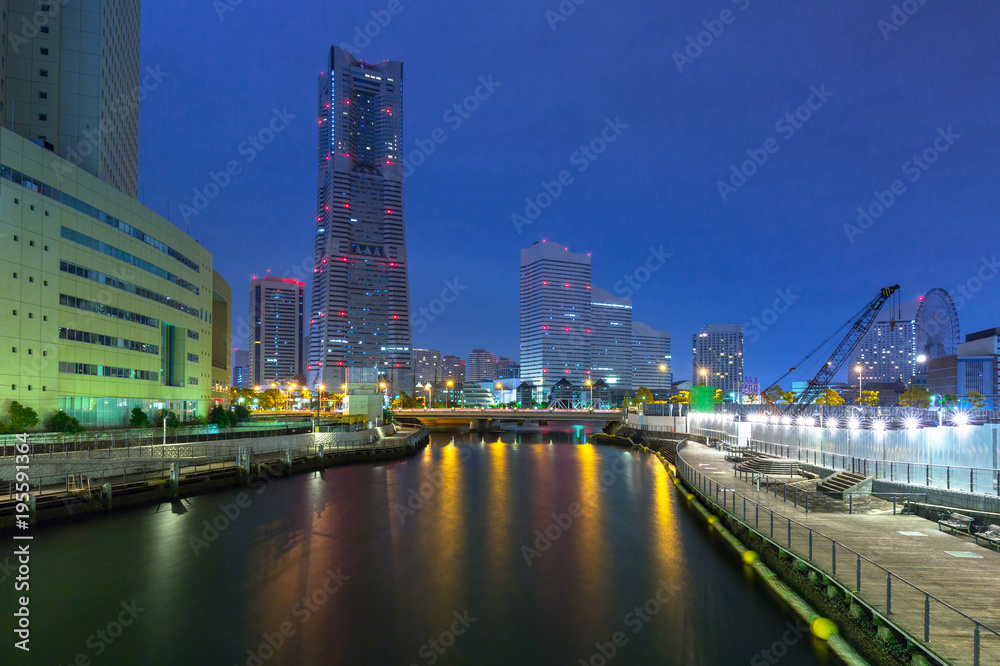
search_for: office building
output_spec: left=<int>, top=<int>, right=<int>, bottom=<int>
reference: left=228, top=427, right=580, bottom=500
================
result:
left=441, top=354, right=465, bottom=383
left=692, top=323, right=743, bottom=394
left=467, top=348, right=497, bottom=382
left=250, top=275, right=304, bottom=387
left=520, top=241, right=592, bottom=403
left=1, top=126, right=227, bottom=426
left=928, top=328, right=1000, bottom=408
left=1, top=0, right=141, bottom=197
left=591, top=287, right=633, bottom=389
left=633, top=321, right=670, bottom=391
left=232, top=349, right=250, bottom=389
left=496, top=356, right=520, bottom=380
left=414, top=348, right=443, bottom=396
left=308, top=46, right=413, bottom=394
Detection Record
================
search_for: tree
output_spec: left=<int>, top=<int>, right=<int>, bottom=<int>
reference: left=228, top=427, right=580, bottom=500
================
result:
left=210, top=405, right=230, bottom=428
left=668, top=390, right=690, bottom=404
left=899, top=385, right=930, bottom=408
left=7, top=401, right=38, bottom=431
left=231, top=404, right=250, bottom=425
left=634, top=387, right=655, bottom=404
left=714, top=389, right=725, bottom=403
left=45, top=410, right=83, bottom=433
left=259, top=388, right=283, bottom=410
left=762, top=386, right=785, bottom=404
left=391, top=391, right=421, bottom=409
left=129, top=407, right=150, bottom=428
left=814, top=388, right=846, bottom=406
left=855, top=390, right=879, bottom=406
left=966, top=392, right=987, bottom=409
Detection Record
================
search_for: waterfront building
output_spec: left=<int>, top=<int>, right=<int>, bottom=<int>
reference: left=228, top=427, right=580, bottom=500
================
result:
left=520, top=241, right=592, bottom=403
left=250, top=276, right=304, bottom=388
left=692, top=323, right=743, bottom=394
left=633, top=321, right=670, bottom=391
left=590, top=287, right=633, bottom=389
left=308, top=46, right=413, bottom=395
left=1, top=0, right=141, bottom=197
left=1, top=126, right=228, bottom=425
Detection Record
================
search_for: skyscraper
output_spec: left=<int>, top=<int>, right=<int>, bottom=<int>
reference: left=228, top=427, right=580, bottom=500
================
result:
left=441, top=355, right=466, bottom=384
left=467, top=349, right=497, bottom=382
left=308, top=46, right=413, bottom=393
left=232, top=349, right=250, bottom=389
left=0, top=0, right=141, bottom=197
left=414, top=348, right=443, bottom=385
left=520, top=241, right=592, bottom=401
left=496, top=356, right=520, bottom=380
left=692, top=323, right=743, bottom=394
left=591, top=287, right=633, bottom=389
left=251, top=276, right=304, bottom=387
left=632, top=321, right=670, bottom=390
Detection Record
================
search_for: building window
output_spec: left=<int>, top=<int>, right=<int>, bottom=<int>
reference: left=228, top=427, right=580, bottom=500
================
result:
left=12, top=272, right=16, bottom=278
left=38, top=91, right=47, bottom=99
left=37, top=113, right=46, bottom=121
left=40, top=26, right=48, bottom=33
left=39, top=48, right=48, bottom=56
left=39, top=69, right=48, bottom=77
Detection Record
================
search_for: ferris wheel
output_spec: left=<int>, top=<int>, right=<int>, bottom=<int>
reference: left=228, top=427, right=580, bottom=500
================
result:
left=916, top=288, right=960, bottom=360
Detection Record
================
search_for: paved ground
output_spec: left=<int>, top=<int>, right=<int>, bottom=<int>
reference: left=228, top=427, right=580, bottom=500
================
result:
left=679, top=442, right=1000, bottom=666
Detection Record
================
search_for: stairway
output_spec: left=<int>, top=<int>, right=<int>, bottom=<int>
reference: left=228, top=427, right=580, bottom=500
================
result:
left=816, top=472, right=869, bottom=498
left=736, top=455, right=800, bottom=477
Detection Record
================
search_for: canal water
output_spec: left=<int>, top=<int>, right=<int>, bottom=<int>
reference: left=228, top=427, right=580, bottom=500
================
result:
left=2, top=426, right=832, bottom=665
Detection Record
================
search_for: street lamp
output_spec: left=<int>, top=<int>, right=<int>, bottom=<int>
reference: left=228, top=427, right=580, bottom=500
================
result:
left=495, top=382, right=504, bottom=408
left=855, top=364, right=864, bottom=404
left=659, top=364, right=667, bottom=396
left=446, top=380, right=454, bottom=408
left=585, top=379, right=593, bottom=409
left=379, top=381, right=387, bottom=408
left=424, top=383, right=432, bottom=409
left=699, top=368, right=708, bottom=386
left=317, top=384, right=325, bottom=418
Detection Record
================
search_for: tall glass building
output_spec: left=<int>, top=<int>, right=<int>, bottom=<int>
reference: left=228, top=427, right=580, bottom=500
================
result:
left=308, top=46, right=413, bottom=394
left=250, top=276, right=304, bottom=387
left=590, top=287, right=632, bottom=389
left=519, top=241, right=592, bottom=402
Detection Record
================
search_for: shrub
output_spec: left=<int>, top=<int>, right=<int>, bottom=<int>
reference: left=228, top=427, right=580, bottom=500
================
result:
left=8, top=401, right=39, bottom=431
left=231, top=404, right=250, bottom=426
left=129, top=407, right=150, bottom=428
left=45, top=410, right=83, bottom=433
left=210, top=405, right=230, bottom=428
left=154, top=410, right=181, bottom=428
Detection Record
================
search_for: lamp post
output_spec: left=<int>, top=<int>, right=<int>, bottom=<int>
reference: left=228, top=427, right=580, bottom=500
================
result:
left=659, top=364, right=666, bottom=398
left=446, top=380, right=453, bottom=408
left=316, top=384, right=325, bottom=418
left=699, top=368, right=708, bottom=386
left=585, top=379, right=593, bottom=410
left=495, top=382, right=504, bottom=408
left=855, top=364, right=864, bottom=405
left=424, top=383, right=432, bottom=409
left=340, top=384, right=347, bottom=411
left=379, top=381, right=387, bottom=409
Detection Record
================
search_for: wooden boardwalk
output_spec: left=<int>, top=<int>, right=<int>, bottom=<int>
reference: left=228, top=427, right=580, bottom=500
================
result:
left=680, top=442, right=1000, bottom=666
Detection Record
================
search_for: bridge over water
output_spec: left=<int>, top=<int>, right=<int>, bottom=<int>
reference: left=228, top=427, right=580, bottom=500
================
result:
left=394, top=408, right=620, bottom=429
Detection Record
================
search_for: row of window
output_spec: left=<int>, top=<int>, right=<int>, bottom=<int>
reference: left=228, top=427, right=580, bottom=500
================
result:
left=60, top=227, right=200, bottom=295
left=59, top=328, right=159, bottom=355
left=0, top=164, right=201, bottom=273
left=59, top=294, right=160, bottom=328
left=60, top=260, right=200, bottom=318
left=187, top=353, right=199, bottom=363
left=58, top=362, right=159, bottom=382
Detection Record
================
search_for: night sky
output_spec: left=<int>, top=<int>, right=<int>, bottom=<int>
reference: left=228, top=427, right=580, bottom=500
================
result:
left=137, top=1, right=1000, bottom=384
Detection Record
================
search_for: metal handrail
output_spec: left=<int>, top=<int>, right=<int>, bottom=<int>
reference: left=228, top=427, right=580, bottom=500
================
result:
left=678, top=457, right=999, bottom=665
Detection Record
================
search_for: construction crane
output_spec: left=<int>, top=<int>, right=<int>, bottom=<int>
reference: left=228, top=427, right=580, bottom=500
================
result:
left=763, top=284, right=900, bottom=414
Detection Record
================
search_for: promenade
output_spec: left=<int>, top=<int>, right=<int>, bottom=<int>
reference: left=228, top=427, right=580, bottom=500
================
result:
left=678, top=441, right=1000, bottom=666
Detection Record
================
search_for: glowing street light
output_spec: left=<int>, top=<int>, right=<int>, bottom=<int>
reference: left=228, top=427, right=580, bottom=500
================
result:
left=855, top=364, right=864, bottom=404
left=446, top=380, right=454, bottom=408
left=585, top=379, right=593, bottom=409
left=316, top=384, right=325, bottom=418
left=699, top=368, right=708, bottom=386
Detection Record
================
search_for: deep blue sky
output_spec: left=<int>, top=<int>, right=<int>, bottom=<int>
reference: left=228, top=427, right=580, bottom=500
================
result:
left=138, top=0, right=1000, bottom=384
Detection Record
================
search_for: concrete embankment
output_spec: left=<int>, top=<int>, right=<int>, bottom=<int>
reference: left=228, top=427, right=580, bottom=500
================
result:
left=0, top=426, right=430, bottom=531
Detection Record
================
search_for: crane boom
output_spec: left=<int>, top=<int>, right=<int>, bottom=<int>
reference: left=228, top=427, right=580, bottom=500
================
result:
left=790, top=284, right=900, bottom=412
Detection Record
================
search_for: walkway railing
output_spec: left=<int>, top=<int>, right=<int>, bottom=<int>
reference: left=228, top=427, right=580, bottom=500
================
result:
left=677, top=454, right=1000, bottom=666
left=749, top=440, right=1000, bottom=509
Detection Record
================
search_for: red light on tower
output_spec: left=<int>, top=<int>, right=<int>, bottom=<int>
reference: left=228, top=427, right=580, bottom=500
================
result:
left=542, top=326, right=548, bottom=330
